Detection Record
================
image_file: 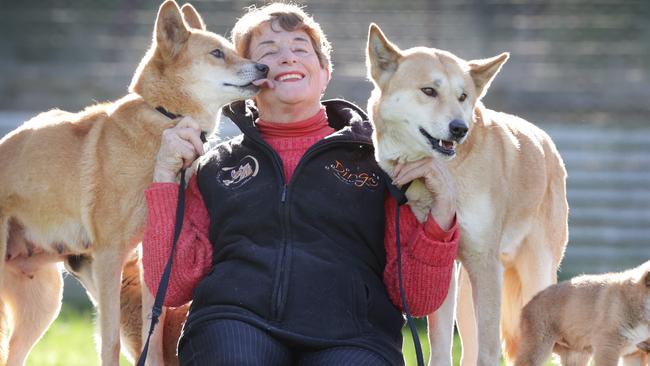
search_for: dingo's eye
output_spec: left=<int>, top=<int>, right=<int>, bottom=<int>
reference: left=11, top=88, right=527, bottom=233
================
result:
left=421, top=87, right=437, bottom=97
left=210, top=49, right=224, bottom=58
left=459, top=93, right=467, bottom=102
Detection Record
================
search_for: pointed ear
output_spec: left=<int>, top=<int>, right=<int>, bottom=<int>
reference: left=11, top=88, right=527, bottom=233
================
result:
left=469, top=52, right=509, bottom=100
left=181, top=3, right=206, bottom=31
left=366, top=23, right=401, bottom=85
left=155, top=0, right=190, bottom=58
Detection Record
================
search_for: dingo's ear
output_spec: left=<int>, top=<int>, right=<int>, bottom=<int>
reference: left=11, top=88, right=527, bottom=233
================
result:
left=155, top=0, right=190, bottom=58
left=181, top=3, right=206, bottom=31
left=367, top=23, right=401, bottom=85
left=469, top=52, right=509, bottom=100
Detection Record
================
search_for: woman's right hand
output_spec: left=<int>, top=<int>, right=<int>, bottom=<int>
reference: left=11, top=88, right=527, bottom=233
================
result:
left=153, top=117, right=205, bottom=183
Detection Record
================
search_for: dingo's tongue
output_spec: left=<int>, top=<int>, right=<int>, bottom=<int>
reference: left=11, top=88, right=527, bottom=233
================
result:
left=252, top=78, right=274, bottom=89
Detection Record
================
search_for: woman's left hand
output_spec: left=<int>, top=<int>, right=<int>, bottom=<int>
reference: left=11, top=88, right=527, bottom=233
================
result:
left=392, top=157, right=457, bottom=230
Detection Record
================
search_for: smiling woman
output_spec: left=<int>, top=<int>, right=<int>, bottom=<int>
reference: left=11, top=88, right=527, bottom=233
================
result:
left=141, top=3, right=460, bottom=366
left=230, top=5, right=332, bottom=124
left=245, top=21, right=329, bottom=123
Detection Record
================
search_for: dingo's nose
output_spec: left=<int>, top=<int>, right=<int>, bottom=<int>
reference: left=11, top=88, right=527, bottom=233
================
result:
left=449, top=119, right=468, bottom=139
left=255, top=63, right=269, bottom=76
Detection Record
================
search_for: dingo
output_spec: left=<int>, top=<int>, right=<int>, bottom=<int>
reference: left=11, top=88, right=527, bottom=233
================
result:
left=515, top=260, right=650, bottom=366
left=366, top=24, right=568, bottom=366
left=0, top=1, right=267, bottom=364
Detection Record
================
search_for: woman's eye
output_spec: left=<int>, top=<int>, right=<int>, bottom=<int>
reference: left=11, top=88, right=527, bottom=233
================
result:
left=294, top=48, right=308, bottom=54
left=259, top=51, right=276, bottom=59
left=210, top=49, right=224, bottom=58
left=421, top=87, right=437, bottom=97
left=459, top=92, right=467, bottom=102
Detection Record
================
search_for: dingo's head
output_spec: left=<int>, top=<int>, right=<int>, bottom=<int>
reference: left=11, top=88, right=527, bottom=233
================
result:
left=130, top=0, right=269, bottom=132
left=366, top=23, right=508, bottom=161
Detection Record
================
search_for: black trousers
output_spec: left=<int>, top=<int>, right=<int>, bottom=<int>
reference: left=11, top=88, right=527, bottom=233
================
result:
left=178, top=319, right=393, bottom=366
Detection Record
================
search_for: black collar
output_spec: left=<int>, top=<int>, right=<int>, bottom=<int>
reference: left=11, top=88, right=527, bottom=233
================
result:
left=155, top=106, right=207, bottom=143
left=155, top=106, right=180, bottom=120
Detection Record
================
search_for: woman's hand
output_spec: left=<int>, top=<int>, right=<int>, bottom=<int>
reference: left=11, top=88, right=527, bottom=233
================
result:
left=392, top=157, right=457, bottom=230
left=153, top=117, right=205, bottom=183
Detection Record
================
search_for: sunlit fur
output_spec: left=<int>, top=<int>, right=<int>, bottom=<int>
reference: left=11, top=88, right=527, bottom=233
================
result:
left=515, top=260, right=650, bottom=366
left=0, top=1, right=265, bottom=364
left=366, top=23, right=569, bottom=366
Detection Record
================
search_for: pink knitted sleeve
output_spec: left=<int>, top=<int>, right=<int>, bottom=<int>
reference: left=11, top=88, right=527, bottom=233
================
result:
left=383, top=197, right=459, bottom=317
left=141, top=176, right=213, bottom=307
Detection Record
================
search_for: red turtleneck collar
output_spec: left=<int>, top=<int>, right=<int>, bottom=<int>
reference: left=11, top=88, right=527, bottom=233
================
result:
left=256, top=108, right=332, bottom=138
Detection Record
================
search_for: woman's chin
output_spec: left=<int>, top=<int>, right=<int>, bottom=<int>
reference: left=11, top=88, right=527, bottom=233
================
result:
left=266, top=92, right=318, bottom=106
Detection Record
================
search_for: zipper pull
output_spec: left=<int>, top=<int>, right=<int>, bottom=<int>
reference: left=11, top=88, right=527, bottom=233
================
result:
left=281, top=185, right=287, bottom=203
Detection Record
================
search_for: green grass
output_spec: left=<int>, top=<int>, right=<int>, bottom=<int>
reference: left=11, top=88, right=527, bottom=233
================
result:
left=29, top=306, right=554, bottom=365
left=26, top=305, right=130, bottom=366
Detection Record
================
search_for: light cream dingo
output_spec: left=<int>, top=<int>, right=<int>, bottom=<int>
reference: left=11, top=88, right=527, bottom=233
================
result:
left=366, top=24, right=568, bottom=366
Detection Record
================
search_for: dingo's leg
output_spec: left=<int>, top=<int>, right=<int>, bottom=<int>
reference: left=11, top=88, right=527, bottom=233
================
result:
left=4, top=262, right=62, bottom=366
left=427, top=262, right=457, bottom=366
left=456, top=264, right=478, bottom=366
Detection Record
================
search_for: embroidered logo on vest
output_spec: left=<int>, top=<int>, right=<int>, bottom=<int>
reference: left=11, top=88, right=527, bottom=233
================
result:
left=326, top=160, right=380, bottom=190
left=218, top=155, right=259, bottom=188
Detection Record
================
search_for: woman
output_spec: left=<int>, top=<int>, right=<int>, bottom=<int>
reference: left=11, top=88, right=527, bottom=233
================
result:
left=143, top=3, right=459, bottom=365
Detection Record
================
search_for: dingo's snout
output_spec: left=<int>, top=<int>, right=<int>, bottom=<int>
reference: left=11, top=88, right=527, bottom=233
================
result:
left=449, top=119, right=468, bottom=141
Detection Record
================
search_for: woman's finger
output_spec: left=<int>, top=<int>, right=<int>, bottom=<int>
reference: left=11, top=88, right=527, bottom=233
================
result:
left=175, top=116, right=200, bottom=131
left=173, top=128, right=205, bottom=155
left=392, top=161, right=406, bottom=179
left=393, top=158, right=434, bottom=184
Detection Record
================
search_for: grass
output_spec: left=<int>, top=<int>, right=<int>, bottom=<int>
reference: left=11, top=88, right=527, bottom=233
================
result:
left=28, top=306, right=554, bottom=366
left=26, top=304, right=131, bottom=366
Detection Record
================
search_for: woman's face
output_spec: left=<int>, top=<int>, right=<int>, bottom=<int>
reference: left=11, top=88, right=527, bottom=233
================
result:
left=248, top=21, right=329, bottom=112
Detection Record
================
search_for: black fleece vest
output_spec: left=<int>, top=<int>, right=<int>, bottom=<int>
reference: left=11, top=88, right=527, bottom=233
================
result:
left=186, top=100, right=404, bottom=358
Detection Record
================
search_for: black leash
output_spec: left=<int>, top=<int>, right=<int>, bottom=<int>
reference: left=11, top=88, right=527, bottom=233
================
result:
left=137, top=109, right=422, bottom=365
left=382, top=175, right=425, bottom=366
left=137, top=107, right=205, bottom=366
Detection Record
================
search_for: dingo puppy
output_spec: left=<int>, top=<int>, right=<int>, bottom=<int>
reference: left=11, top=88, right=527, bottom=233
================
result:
left=515, top=260, right=650, bottom=366
left=0, top=1, right=268, bottom=364
left=366, top=24, right=568, bottom=366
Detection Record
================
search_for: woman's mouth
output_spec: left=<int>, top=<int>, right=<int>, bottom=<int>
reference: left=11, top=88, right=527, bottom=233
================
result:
left=275, top=72, right=304, bottom=82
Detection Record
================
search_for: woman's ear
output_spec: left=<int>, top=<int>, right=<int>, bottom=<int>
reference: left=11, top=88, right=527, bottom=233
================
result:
left=320, top=67, right=331, bottom=94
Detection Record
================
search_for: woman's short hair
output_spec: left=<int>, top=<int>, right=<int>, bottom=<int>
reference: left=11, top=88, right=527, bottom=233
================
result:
left=231, top=3, right=332, bottom=73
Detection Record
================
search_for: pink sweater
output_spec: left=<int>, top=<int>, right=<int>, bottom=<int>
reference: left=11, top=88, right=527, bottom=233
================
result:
left=142, top=112, right=459, bottom=316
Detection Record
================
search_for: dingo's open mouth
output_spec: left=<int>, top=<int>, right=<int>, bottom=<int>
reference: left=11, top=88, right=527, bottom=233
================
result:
left=419, top=127, right=456, bottom=156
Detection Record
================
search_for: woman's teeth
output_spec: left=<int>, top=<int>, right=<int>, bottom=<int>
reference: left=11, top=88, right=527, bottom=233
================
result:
left=276, top=73, right=303, bottom=81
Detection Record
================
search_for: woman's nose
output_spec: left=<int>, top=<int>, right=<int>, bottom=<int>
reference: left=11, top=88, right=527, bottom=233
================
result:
left=278, top=48, right=297, bottom=64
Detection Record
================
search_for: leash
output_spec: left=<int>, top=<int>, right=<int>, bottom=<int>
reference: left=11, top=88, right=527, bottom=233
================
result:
left=382, top=175, right=425, bottom=366
left=137, top=107, right=205, bottom=366
left=137, top=109, right=422, bottom=365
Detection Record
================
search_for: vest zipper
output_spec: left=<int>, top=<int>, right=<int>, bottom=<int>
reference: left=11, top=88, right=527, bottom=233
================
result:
left=248, top=135, right=373, bottom=321
left=245, top=136, right=290, bottom=321
left=274, top=183, right=288, bottom=320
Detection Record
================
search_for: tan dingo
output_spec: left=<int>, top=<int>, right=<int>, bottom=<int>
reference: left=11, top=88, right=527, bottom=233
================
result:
left=0, top=1, right=267, bottom=364
left=366, top=24, right=568, bottom=366
left=515, top=260, right=650, bottom=366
